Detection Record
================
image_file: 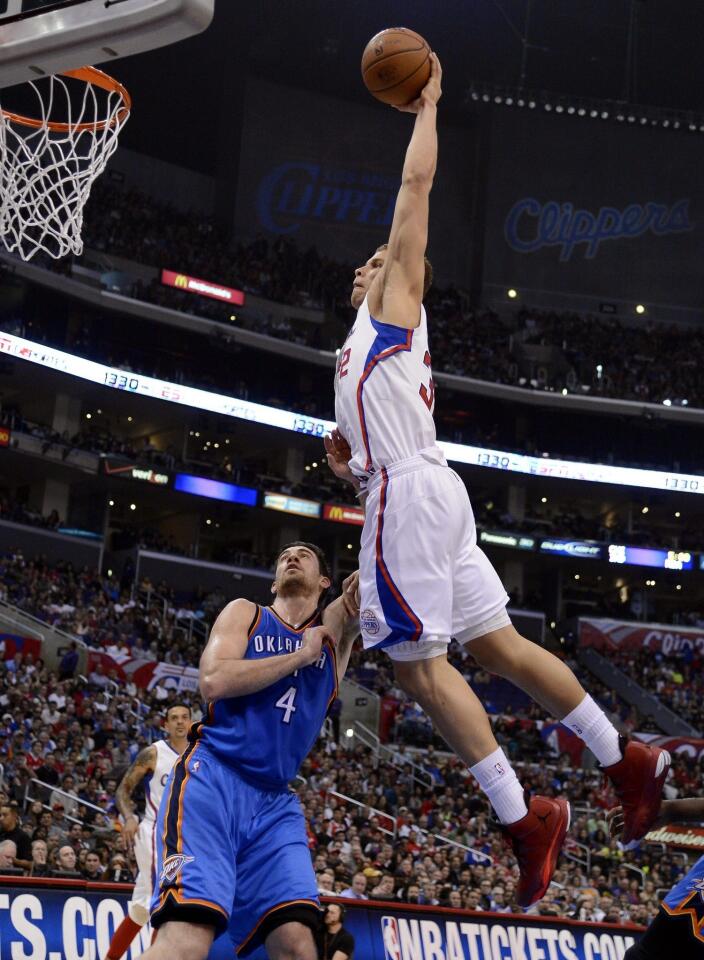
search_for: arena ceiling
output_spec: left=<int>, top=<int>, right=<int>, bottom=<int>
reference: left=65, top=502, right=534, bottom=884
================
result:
left=115, top=0, right=704, bottom=170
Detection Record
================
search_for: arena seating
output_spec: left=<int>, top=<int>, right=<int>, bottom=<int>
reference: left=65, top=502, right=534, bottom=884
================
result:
left=1, top=648, right=701, bottom=928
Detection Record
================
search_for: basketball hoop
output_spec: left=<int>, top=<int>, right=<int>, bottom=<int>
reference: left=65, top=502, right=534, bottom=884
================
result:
left=0, top=67, right=131, bottom=262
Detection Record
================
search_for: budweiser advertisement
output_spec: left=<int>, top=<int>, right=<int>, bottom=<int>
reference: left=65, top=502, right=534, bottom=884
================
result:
left=323, top=502, right=365, bottom=525
left=645, top=824, right=704, bottom=852
left=578, top=616, right=704, bottom=655
left=161, top=269, right=245, bottom=306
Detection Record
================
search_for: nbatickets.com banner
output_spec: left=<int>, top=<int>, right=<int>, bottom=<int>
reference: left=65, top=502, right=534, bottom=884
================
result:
left=0, top=882, right=642, bottom=960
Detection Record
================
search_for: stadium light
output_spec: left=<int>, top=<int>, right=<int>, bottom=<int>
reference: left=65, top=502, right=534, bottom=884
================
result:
left=108, top=499, right=114, bottom=507
left=641, top=506, right=649, bottom=514
left=675, top=511, right=681, bottom=518
left=129, top=503, right=136, bottom=511
left=635, top=304, right=646, bottom=315
left=345, top=728, right=354, bottom=738
left=507, top=288, right=518, bottom=299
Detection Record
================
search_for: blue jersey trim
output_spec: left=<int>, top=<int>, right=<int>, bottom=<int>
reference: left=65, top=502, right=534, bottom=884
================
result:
left=372, top=466, right=424, bottom=648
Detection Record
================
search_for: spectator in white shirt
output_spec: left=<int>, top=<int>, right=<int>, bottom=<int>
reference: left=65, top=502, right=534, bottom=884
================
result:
left=339, top=872, right=368, bottom=900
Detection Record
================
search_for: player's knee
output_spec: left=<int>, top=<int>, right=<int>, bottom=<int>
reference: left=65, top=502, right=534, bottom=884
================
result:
left=393, top=658, right=445, bottom=707
left=469, top=625, right=530, bottom=677
left=265, top=921, right=317, bottom=960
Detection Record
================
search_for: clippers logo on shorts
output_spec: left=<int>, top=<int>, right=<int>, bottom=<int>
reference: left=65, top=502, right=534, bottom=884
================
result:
left=160, top=854, right=194, bottom=884
left=361, top=609, right=380, bottom=636
left=382, top=916, right=401, bottom=960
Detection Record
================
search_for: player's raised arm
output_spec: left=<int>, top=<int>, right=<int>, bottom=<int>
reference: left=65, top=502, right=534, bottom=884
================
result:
left=199, top=597, right=324, bottom=702
left=370, top=52, right=442, bottom=330
left=321, top=571, right=361, bottom=683
left=115, top=745, right=156, bottom=852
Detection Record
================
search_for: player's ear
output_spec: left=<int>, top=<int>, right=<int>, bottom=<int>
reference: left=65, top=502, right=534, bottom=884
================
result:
left=320, top=576, right=331, bottom=594
left=271, top=578, right=278, bottom=596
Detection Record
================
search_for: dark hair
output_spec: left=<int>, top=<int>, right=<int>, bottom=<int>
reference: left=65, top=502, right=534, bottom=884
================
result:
left=326, top=902, right=345, bottom=922
left=276, top=542, right=331, bottom=582
left=375, top=243, right=433, bottom=297
left=165, top=702, right=192, bottom=720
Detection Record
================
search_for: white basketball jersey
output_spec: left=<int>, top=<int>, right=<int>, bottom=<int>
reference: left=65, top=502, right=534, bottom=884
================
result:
left=334, top=296, right=440, bottom=484
left=143, top=738, right=180, bottom=824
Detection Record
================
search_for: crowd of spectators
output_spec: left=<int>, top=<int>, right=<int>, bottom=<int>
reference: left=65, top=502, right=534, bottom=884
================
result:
left=10, top=178, right=704, bottom=413
left=0, top=548, right=208, bottom=667
left=605, top=648, right=704, bottom=734
left=1, top=643, right=702, bottom=932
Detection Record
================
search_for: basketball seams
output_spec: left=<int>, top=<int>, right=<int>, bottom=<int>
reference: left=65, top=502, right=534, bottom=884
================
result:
left=362, top=47, right=429, bottom=81
left=361, top=34, right=427, bottom=72
left=365, top=51, right=431, bottom=95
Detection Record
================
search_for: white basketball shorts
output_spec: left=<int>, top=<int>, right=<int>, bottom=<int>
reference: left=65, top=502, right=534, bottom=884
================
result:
left=359, top=453, right=510, bottom=661
left=129, top=818, right=157, bottom=924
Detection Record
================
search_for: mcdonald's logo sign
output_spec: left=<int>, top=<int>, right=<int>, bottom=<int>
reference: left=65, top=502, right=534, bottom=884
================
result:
left=0, top=427, right=10, bottom=447
left=160, top=269, right=246, bottom=306
left=323, top=503, right=364, bottom=526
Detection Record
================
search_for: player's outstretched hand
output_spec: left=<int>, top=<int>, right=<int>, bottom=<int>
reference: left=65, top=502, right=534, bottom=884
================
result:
left=324, top=428, right=356, bottom=485
left=394, top=52, right=442, bottom=114
left=122, top=815, right=139, bottom=853
left=607, top=800, right=672, bottom=839
left=342, top=570, right=360, bottom=618
left=298, top=625, right=334, bottom=666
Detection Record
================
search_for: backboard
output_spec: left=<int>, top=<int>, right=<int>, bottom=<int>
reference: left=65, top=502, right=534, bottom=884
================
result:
left=0, top=0, right=214, bottom=89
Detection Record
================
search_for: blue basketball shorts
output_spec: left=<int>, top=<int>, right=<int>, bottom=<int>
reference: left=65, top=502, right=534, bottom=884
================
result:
left=150, top=741, right=320, bottom=956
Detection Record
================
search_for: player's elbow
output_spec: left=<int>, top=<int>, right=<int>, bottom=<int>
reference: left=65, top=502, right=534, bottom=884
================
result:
left=402, top=168, right=434, bottom=191
left=199, top=669, right=221, bottom=702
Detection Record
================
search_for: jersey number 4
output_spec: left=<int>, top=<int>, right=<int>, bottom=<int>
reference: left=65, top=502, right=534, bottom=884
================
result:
left=275, top=686, right=298, bottom=724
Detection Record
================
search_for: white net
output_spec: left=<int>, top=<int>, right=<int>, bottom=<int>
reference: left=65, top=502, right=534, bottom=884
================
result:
left=0, top=69, right=130, bottom=262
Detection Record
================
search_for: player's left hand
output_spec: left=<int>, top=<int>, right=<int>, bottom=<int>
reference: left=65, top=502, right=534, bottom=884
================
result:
left=324, top=428, right=357, bottom=486
left=298, top=625, right=335, bottom=666
left=394, top=52, right=443, bottom=114
left=342, top=570, right=360, bottom=618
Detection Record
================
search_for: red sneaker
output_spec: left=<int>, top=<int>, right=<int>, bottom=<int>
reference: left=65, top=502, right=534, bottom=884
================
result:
left=502, top=795, right=570, bottom=907
left=602, top=736, right=671, bottom=844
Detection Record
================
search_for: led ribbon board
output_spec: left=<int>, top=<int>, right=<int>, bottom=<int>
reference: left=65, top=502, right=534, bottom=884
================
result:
left=1, top=331, right=702, bottom=496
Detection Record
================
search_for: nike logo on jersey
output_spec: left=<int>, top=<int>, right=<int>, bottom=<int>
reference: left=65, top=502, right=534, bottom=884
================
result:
left=160, top=854, right=195, bottom=884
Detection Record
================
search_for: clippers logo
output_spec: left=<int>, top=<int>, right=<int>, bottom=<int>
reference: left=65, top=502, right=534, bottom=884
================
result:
left=361, top=609, right=380, bottom=636
left=381, top=916, right=401, bottom=960
left=160, top=854, right=194, bottom=884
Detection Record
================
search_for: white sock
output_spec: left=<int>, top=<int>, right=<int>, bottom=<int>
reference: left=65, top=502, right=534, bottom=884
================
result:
left=561, top=694, right=622, bottom=767
left=470, top=747, right=528, bottom=825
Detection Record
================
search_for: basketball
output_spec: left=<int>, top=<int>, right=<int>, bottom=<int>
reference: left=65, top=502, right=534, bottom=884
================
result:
left=361, top=27, right=431, bottom=106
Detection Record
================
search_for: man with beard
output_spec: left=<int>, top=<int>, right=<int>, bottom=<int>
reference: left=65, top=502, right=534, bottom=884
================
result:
left=145, top=543, right=359, bottom=960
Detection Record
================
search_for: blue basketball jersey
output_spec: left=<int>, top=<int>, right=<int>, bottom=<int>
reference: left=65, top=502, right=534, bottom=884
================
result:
left=195, top=605, right=338, bottom=790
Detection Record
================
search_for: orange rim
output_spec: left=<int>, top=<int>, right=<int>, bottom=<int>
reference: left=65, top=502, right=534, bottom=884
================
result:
left=0, top=66, right=131, bottom=133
